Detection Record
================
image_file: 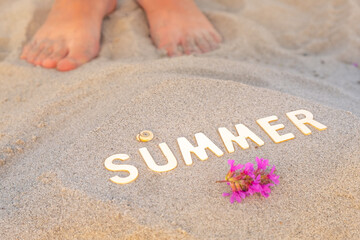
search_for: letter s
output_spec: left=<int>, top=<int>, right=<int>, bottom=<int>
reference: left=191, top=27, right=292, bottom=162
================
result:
left=104, top=154, right=138, bottom=184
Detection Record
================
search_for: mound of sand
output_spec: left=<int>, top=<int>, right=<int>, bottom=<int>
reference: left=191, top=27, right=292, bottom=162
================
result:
left=0, top=0, right=359, bottom=239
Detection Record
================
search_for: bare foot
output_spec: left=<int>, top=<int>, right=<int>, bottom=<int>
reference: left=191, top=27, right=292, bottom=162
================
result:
left=21, top=0, right=116, bottom=71
left=138, top=0, right=222, bottom=56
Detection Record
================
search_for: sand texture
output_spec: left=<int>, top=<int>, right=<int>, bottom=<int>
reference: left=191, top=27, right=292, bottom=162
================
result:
left=0, top=0, right=360, bottom=239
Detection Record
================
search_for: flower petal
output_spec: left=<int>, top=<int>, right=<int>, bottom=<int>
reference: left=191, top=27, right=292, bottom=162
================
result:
left=235, top=193, right=242, bottom=203
left=269, top=174, right=279, bottom=185
left=244, top=162, right=254, bottom=172
left=230, top=193, right=236, bottom=203
left=235, top=164, right=244, bottom=171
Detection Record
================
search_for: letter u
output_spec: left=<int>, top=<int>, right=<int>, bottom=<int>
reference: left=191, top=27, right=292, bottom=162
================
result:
left=139, top=143, right=178, bottom=172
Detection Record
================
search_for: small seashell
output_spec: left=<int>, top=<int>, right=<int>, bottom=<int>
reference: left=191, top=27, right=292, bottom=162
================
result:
left=136, top=130, right=154, bottom=142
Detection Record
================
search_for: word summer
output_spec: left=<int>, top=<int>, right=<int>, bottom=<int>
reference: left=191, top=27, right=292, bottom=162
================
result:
left=104, top=109, right=327, bottom=184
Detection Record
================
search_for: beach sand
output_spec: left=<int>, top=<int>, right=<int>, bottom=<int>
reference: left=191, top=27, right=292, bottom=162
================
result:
left=0, top=0, right=360, bottom=239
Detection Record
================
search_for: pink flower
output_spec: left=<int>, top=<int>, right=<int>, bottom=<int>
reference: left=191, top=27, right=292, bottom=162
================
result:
left=218, top=157, right=279, bottom=203
left=225, top=159, right=244, bottom=181
left=244, top=162, right=254, bottom=172
left=259, top=183, right=273, bottom=198
left=247, top=175, right=261, bottom=195
left=268, top=166, right=279, bottom=185
left=256, top=157, right=269, bottom=170
left=222, top=190, right=246, bottom=203
left=228, top=159, right=243, bottom=172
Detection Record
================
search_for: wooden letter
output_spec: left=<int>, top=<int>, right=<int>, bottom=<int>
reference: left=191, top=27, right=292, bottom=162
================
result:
left=218, top=124, right=264, bottom=153
left=139, top=143, right=178, bottom=172
left=286, top=109, right=327, bottom=135
left=256, top=115, right=295, bottom=143
left=104, top=154, right=138, bottom=184
left=177, top=132, right=224, bottom=165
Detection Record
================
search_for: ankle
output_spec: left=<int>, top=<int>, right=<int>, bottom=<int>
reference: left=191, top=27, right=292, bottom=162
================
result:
left=52, top=0, right=117, bottom=17
left=138, top=0, right=196, bottom=14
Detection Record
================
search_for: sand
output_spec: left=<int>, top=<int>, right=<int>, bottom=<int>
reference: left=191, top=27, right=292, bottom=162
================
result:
left=0, top=0, right=360, bottom=239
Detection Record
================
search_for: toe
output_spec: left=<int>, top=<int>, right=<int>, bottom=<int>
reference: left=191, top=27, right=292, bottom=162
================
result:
left=26, top=41, right=47, bottom=64
left=56, top=43, right=98, bottom=71
left=203, top=32, right=220, bottom=51
left=210, top=30, right=222, bottom=43
left=41, top=43, right=68, bottom=69
left=175, top=44, right=184, bottom=56
left=21, top=42, right=32, bottom=60
left=157, top=36, right=182, bottom=57
left=34, top=46, right=53, bottom=66
left=195, top=33, right=211, bottom=53
left=56, top=58, right=78, bottom=71
left=181, top=36, right=200, bottom=55
left=159, top=43, right=179, bottom=57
